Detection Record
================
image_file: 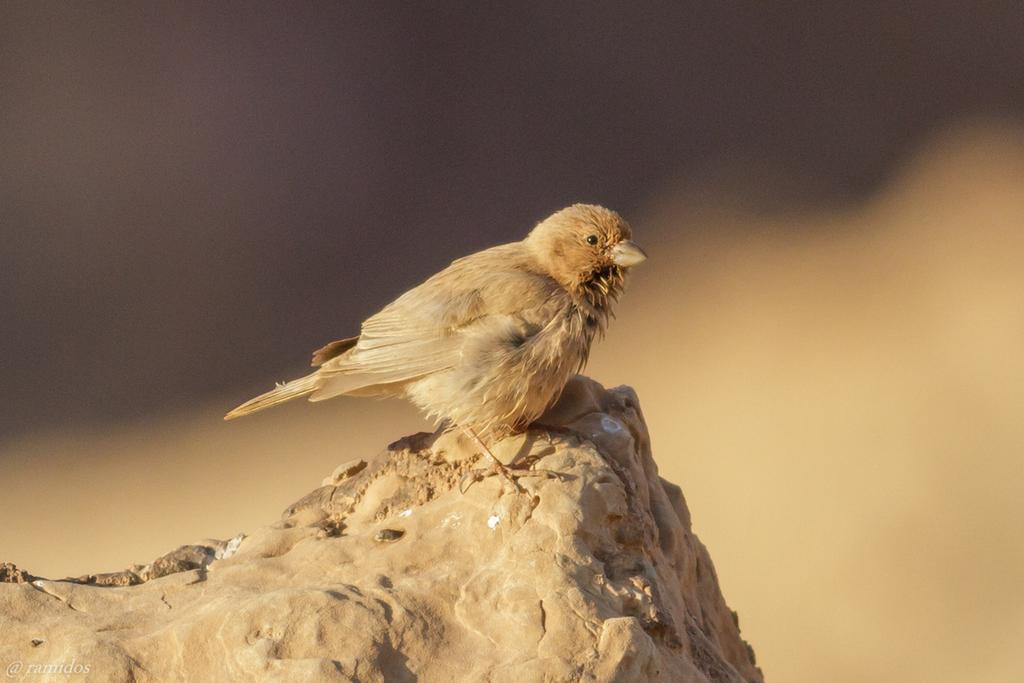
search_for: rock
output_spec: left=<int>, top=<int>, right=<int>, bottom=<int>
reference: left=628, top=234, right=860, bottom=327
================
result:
left=0, top=562, right=32, bottom=584
left=0, top=376, right=761, bottom=682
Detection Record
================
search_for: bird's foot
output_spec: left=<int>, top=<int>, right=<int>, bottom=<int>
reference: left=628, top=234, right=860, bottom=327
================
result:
left=459, top=459, right=561, bottom=495
left=458, top=425, right=562, bottom=495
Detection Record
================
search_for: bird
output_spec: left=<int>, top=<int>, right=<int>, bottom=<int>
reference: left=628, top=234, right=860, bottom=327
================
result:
left=225, top=203, right=647, bottom=490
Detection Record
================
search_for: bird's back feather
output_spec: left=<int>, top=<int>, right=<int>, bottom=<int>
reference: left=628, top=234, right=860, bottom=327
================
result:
left=309, top=243, right=558, bottom=401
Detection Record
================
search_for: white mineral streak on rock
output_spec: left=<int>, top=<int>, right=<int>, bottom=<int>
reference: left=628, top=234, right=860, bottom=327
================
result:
left=215, top=533, right=245, bottom=560
left=601, top=415, right=623, bottom=433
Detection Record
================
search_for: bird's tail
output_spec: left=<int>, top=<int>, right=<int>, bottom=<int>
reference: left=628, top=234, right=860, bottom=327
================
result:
left=223, top=372, right=321, bottom=420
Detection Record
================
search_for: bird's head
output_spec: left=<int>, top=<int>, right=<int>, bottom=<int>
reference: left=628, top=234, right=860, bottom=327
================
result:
left=526, top=204, right=647, bottom=302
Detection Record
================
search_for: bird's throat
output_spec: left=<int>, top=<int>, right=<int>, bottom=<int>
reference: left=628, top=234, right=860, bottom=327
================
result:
left=574, top=265, right=624, bottom=317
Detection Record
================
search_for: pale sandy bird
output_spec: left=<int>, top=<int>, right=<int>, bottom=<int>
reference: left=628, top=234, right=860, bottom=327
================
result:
left=225, top=204, right=646, bottom=489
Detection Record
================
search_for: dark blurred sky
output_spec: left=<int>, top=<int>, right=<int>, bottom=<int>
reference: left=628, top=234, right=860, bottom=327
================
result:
left=1, top=2, right=1023, bottom=439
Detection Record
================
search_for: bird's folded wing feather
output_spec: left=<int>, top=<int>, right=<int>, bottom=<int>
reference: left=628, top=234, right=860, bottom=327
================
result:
left=310, top=244, right=555, bottom=400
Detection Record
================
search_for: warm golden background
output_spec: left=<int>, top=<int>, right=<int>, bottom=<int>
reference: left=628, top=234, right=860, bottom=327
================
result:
left=2, top=5, right=1023, bottom=682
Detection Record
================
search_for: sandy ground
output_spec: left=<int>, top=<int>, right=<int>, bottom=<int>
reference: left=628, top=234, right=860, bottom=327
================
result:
left=2, top=123, right=1023, bottom=682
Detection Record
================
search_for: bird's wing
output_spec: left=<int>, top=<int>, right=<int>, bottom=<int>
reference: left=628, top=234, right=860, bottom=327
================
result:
left=310, top=335, right=359, bottom=366
left=310, top=244, right=555, bottom=400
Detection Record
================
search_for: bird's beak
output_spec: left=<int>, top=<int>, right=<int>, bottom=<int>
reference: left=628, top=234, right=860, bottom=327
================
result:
left=611, top=240, right=648, bottom=267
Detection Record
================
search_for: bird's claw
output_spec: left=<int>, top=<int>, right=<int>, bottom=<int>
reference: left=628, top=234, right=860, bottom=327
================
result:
left=458, top=461, right=561, bottom=495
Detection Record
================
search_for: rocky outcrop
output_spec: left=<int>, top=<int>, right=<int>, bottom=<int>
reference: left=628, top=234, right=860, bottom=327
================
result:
left=0, top=377, right=761, bottom=682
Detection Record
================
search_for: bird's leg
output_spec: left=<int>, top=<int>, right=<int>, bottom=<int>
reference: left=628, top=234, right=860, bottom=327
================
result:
left=461, top=427, right=523, bottom=494
left=459, top=427, right=559, bottom=494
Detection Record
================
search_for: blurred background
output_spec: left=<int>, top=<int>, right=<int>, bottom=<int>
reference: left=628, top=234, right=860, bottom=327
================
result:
left=2, top=3, right=1023, bottom=681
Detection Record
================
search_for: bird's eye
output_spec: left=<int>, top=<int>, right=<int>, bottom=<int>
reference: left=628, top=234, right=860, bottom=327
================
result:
left=586, top=234, right=599, bottom=245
